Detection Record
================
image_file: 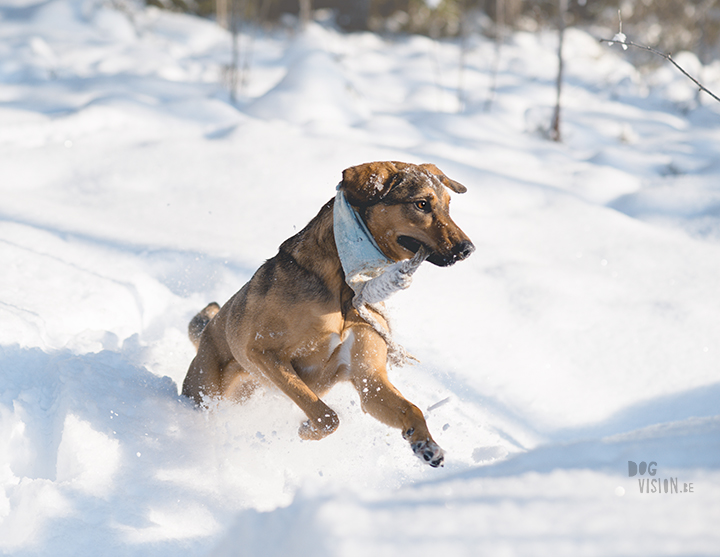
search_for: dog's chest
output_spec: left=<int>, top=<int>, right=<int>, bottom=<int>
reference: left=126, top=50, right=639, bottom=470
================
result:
left=290, top=328, right=355, bottom=381
left=327, top=329, right=355, bottom=368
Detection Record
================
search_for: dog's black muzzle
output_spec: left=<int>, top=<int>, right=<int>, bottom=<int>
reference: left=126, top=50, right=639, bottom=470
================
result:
left=399, top=235, right=475, bottom=267
left=427, top=240, right=475, bottom=267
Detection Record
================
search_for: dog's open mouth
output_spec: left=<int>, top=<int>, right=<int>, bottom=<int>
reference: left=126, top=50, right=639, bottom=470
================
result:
left=397, top=235, right=424, bottom=255
left=398, top=235, right=443, bottom=267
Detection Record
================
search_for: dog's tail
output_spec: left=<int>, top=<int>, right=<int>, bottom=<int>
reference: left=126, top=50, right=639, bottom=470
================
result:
left=188, top=302, right=220, bottom=350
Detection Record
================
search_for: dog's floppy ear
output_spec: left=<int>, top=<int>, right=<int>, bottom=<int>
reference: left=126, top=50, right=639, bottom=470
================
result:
left=420, top=163, right=467, bottom=194
left=340, top=161, right=401, bottom=205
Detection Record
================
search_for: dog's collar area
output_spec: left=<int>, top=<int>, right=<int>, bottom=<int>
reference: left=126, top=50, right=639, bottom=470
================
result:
left=333, top=188, right=393, bottom=291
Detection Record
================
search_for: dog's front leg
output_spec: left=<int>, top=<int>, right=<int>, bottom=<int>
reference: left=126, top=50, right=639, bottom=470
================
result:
left=348, top=326, right=444, bottom=467
left=248, top=348, right=339, bottom=440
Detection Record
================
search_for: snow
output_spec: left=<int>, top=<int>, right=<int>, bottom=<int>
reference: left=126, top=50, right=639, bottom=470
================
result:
left=2, top=1, right=720, bottom=555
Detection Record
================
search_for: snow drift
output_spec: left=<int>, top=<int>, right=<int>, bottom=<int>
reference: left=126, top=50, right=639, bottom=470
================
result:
left=1, top=1, right=720, bottom=555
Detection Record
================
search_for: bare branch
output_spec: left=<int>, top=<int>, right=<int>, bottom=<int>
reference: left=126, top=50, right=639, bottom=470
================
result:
left=599, top=37, right=720, bottom=104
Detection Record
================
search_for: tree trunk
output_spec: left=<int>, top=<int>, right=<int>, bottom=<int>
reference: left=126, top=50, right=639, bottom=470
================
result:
left=299, top=0, right=311, bottom=29
left=550, top=0, right=567, bottom=142
left=216, top=0, right=228, bottom=28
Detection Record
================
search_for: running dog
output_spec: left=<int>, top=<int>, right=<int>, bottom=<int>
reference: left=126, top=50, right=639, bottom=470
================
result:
left=182, top=161, right=474, bottom=467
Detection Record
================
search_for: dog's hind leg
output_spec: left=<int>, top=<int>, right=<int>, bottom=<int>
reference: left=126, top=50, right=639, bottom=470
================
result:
left=183, top=347, right=256, bottom=406
left=222, top=362, right=260, bottom=403
left=182, top=344, right=225, bottom=405
left=188, top=302, right=220, bottom=350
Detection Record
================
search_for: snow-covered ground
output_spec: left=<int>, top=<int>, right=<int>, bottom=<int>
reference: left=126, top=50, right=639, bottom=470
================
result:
left=2, top=1, right=720, bottom=555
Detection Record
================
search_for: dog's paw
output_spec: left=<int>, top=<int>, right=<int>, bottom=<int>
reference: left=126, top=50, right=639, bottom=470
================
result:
left=298, top=410, right=340, bottom=440
left=410, top=438, right=445, bottom=468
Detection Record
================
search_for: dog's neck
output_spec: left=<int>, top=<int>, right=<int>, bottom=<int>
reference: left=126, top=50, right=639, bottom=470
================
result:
left=278, top=197, right=350, bottom=300
left=333, top=189, right=393, bottom=293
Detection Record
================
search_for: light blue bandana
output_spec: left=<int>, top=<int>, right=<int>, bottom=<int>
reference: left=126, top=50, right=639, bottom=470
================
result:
left=333, top=186, right=427, bottom=367
left=333, top=187, right=393, bottom=292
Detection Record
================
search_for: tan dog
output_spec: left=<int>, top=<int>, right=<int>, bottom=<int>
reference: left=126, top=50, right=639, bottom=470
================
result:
left=182, top=161, right=474, bottom=467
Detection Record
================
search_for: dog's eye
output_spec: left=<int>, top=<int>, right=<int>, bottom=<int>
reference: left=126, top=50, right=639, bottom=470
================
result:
left=414, top=199, right=430, bottom=212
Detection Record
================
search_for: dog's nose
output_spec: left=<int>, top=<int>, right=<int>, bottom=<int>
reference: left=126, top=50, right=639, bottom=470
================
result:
left=452, top=240, right=475, bottom=261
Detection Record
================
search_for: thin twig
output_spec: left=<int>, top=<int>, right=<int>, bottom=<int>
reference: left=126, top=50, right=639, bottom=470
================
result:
left=600, top=37, right=720, bottom=104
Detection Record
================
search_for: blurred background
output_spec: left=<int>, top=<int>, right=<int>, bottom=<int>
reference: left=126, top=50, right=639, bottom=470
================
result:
left=145, top=0, right=720, bottom=65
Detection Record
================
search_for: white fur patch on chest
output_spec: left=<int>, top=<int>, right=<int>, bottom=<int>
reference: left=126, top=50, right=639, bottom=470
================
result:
left=327, top=329, right=355, bottom=366
left=336, top=329, right=355, bottom=370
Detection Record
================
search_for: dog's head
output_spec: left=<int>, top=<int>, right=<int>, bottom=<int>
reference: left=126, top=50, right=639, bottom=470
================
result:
left=339, top=161, right=474, bottom=267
